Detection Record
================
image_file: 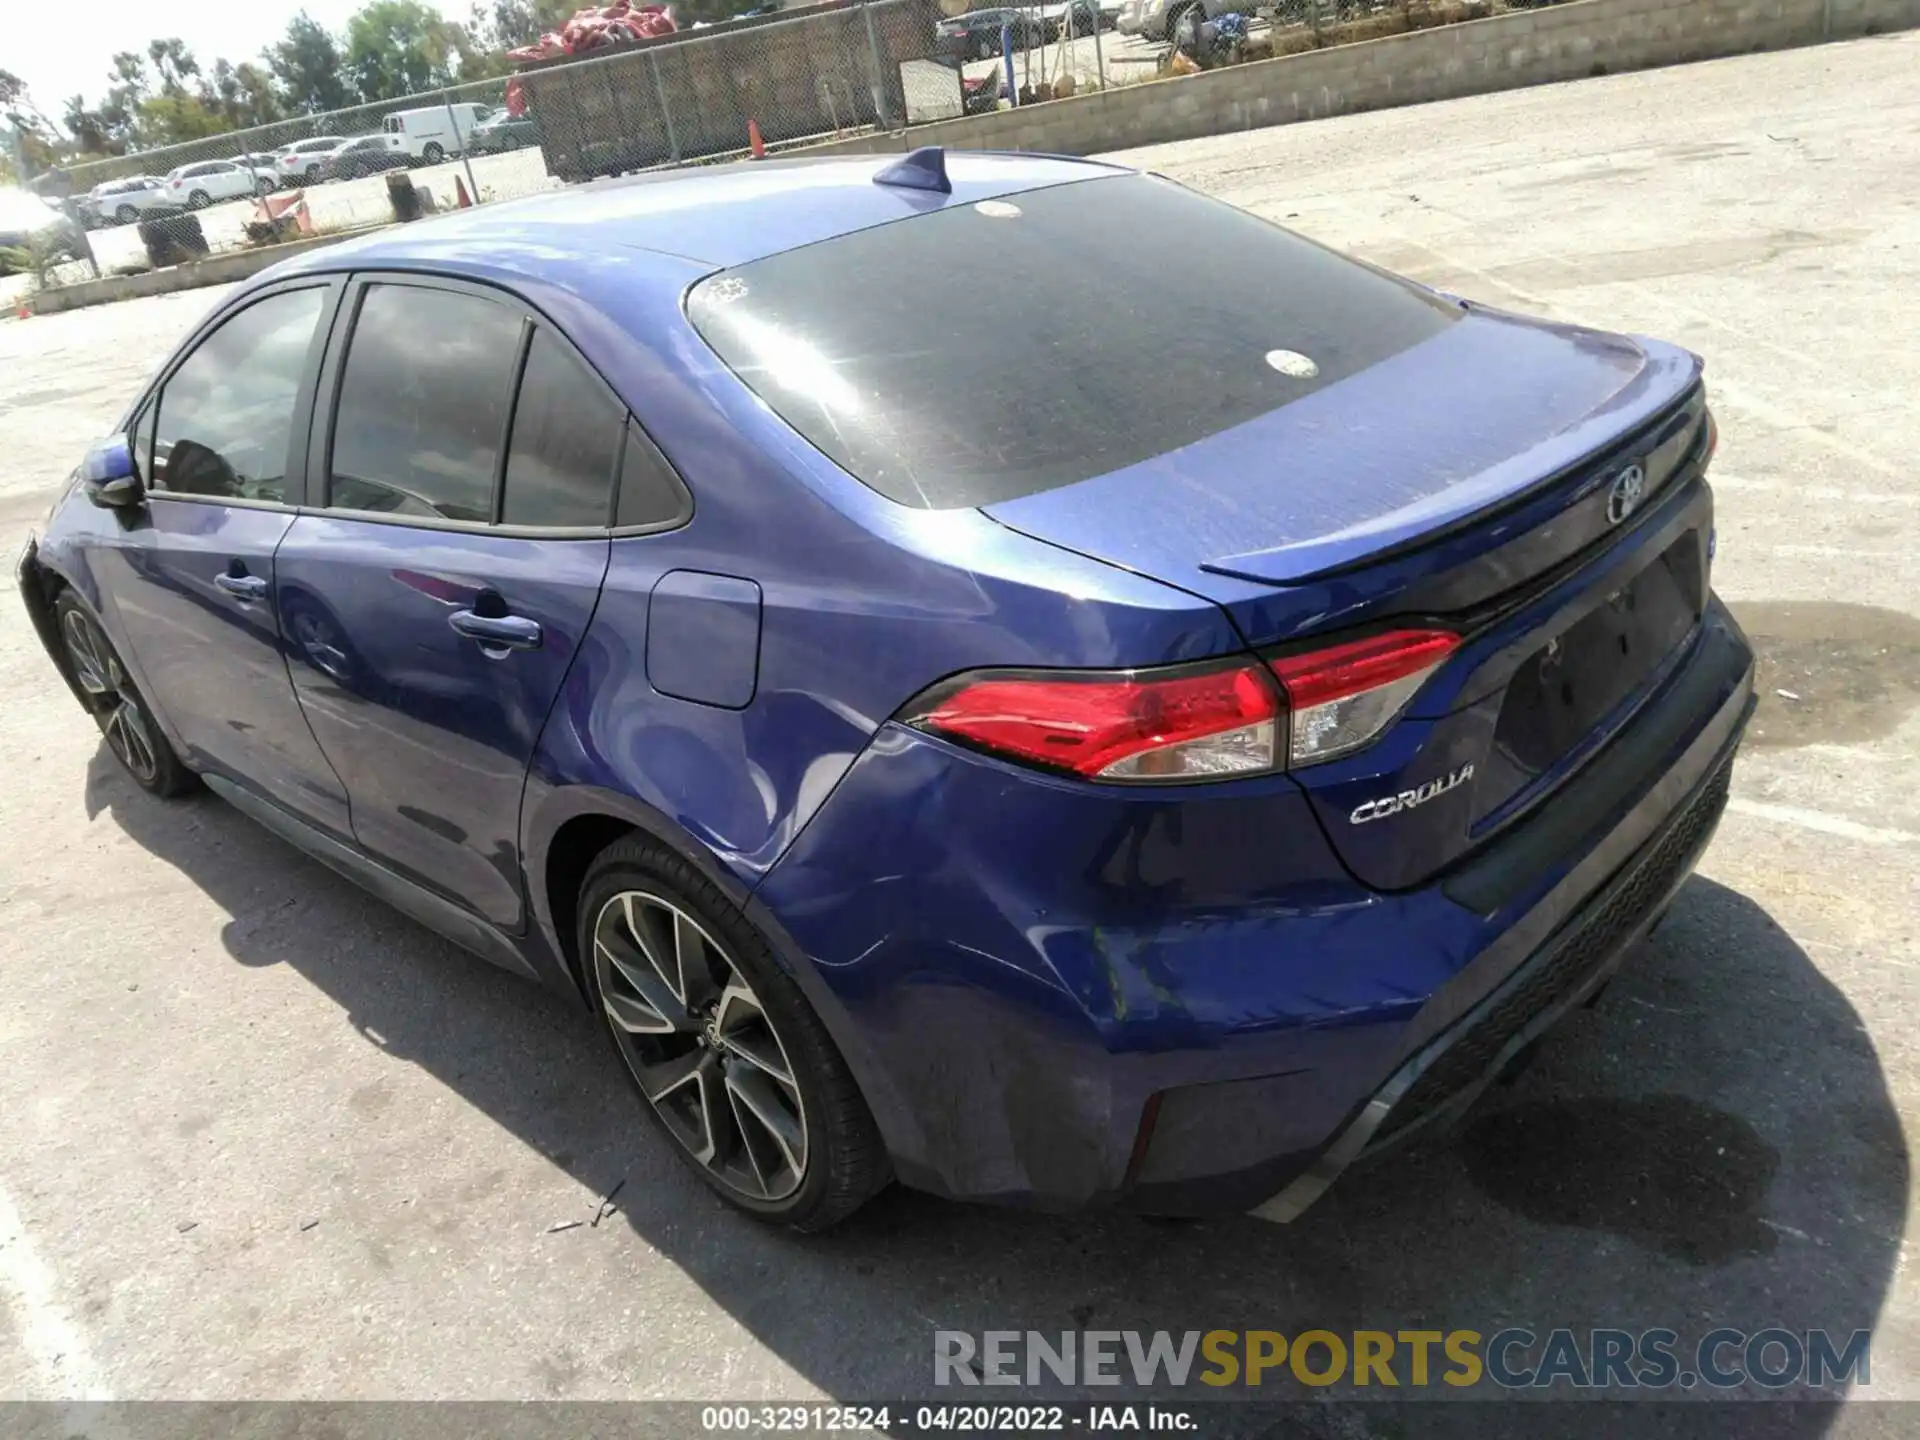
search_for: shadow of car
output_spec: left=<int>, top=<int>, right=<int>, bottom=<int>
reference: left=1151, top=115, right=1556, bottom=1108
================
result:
left=81, top=740, right=1906, bottom=1421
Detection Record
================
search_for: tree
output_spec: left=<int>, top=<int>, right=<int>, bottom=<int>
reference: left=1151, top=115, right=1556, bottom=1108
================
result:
left=267, top=12, right=355, bottom=114
left=470, top=0, right=580, bottom=51
left=201, top=59, right=285, bottom=130
left=2, top=69, right=61, bottom=182
left=145, top=38, right=202, bottom=96
left=345, top=0, right=485, bottom=100
left=61, top=95, right=119, bottom=155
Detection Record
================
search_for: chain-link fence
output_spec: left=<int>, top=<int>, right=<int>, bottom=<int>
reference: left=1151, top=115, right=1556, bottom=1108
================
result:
left=16, top=0, right=1552, bottom=290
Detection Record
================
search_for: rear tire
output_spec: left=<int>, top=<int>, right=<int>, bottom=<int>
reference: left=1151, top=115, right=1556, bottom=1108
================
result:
left=53, top=592, right=196, bottom=799
left=423, top=141, right=445, bottom=164
left=187, top=189, right=211, bottom=209
left=578, top=836, right=888, bottom=1231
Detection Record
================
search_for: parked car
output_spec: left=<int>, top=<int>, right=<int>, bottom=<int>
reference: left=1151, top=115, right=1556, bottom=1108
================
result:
left=935, top=7, right=1045, bottom=58
left=237, top=153, right=283, bottom=190
left=77, top=175, right=175, bottom=228
left=382, top=102, right=493, bottom=164
left=1133, top=0, right=1230, bottom=41
left=163, top=160, right=271, bottom=210
left=470, top=111, right=538, bottom=154
left=0, top=188, right=86, bottom=267
left=274, top=137, right=350, bottom=185
left=1035, top=0, right=1109, bottom=33
left=319, top=136, right=413, bottom=181
left=20, top=150, right=1749, bottom=1232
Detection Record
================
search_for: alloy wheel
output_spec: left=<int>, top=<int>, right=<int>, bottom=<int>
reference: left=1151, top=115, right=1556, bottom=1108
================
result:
left=62, top=608, right=159, bottom=785
left=593, top=890, right=809, bottom=1202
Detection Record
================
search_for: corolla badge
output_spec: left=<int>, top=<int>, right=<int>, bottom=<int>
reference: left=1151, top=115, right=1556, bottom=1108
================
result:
left=1606, top=463, right=1647, bottom=525
left=1349, top=763, right=1475, bottom=825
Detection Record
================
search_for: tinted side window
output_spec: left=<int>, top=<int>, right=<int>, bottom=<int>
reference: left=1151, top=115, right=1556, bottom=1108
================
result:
left=500, top=329, right=622, bottom=528
left=151, top=287, right=325, bottom=503
left=329, top=284, right=522, bottom=521
left=616, top=420, right=692, bottom=530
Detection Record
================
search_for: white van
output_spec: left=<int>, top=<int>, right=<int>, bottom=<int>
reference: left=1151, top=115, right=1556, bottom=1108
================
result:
left=382, top=103, right=494, bottom=164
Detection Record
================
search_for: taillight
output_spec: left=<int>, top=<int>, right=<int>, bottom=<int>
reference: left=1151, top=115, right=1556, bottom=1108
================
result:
left=1267, top=628, right=1458, bottom=766
left=902, top=660, right=1281, bottom=783
left=901, top=630, right=1457, bottom=783
left=1701, top=408, right=1719, bottom=467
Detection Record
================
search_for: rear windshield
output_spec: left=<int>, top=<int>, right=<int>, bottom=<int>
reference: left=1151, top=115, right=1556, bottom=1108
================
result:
left=687, top=172, right=1460, bottom=510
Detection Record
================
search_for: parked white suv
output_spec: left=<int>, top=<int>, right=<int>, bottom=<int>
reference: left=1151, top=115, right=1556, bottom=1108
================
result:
left=79, top=176, right=175, bottom=228
left=163, top=160, right=270, bottom=210
left=275, top=137, right=350, bottom=185
left=381, top=103, right=493, bottom=164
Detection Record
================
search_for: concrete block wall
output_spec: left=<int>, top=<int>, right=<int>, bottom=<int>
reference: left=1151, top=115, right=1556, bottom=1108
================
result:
left=800, top=0, right=1918, bottom=161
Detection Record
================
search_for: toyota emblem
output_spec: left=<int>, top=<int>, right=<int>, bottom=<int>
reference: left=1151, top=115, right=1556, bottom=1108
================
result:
left=1607, top=464, right=1647, bottom=525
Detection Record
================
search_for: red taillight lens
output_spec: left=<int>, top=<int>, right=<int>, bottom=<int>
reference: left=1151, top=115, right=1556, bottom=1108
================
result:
left=903, top=661, right=1281, bottom=782
left=1267, top=628, right=1458, bottom=766
left=1701, top=409, right=1719, bottom=467
left=902, top=630, right=1457, bottom=783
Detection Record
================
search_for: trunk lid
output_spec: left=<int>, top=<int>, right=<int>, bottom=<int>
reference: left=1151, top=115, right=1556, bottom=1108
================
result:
left=983, top=308, right=1699, bottom=603
left=987, top=313, right=1715, bottom=892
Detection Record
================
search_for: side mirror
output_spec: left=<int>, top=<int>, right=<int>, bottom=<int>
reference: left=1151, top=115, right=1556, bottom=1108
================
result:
left=81, top=435, right=143, bottom=509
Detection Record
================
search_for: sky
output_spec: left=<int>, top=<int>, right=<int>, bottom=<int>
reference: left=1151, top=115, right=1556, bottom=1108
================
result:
left=2, top=0, right=461, bottom=118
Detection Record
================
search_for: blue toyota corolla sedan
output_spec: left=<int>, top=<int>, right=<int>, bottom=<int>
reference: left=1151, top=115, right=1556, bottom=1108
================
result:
left=18, top=149, right=1754, bottom=1230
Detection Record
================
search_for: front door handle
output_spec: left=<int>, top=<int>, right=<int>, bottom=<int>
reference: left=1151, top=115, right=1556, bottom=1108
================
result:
left=449, top=610, right=542, bottom=651
left=214, top=571, right=269, bottom=601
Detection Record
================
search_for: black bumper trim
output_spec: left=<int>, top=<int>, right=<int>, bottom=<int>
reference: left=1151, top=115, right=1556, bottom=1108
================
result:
left=1249, top=696, right=1749, bottom=1224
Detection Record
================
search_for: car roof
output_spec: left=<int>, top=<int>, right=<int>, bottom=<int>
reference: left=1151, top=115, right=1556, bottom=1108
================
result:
left=272, top=150, right=1124, bottom=278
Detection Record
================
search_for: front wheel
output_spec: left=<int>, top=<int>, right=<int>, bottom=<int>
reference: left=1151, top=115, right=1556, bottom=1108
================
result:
left=422, top=141, right=445, bottom=164
left=579, top=836, right=888, bottom=1231
left=115, top=203, right=138, bottom=224
left=54, top=593, right=195, bottom=798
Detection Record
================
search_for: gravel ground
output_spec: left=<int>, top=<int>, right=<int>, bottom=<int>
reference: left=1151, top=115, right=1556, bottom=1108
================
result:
left=0, top=33, right=1916, bottom=1432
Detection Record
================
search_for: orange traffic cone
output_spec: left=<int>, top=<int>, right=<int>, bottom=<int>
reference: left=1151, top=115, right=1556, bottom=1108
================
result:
left=748, top=119, right=766, bottom=160
left=454, top=174, right=474, bottom=208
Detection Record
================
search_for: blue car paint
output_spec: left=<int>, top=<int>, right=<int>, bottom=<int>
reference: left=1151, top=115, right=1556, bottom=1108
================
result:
left=274, top=516, right=611, bottom=930
left=986, top=308, right=1698, bottom=594
left=22, top=152, right=1755, bottom=1217
left=91, top=504, right=355, bottom=836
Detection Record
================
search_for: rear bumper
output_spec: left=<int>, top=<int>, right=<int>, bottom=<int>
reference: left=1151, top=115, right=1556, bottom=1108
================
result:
left=1252, top=693, right=1743, bottom=1220
left=755, top=596, right=1754, bottom=1214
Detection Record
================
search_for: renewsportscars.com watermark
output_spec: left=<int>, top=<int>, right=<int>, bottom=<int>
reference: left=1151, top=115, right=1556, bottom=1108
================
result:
left=934, top=1328, right=1872, bottom=1391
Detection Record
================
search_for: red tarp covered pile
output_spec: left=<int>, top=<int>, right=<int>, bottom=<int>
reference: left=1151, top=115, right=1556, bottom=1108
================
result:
left=505, top=2, right=678, bottom=63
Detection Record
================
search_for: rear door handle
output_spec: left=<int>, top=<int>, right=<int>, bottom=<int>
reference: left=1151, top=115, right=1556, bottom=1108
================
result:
left=449, top=610, right=543, bottom=651
left=214, top=572, right=269, bottom=601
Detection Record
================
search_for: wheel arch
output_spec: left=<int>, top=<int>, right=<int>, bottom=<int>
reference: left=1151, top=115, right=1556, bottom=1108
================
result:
left=522, top=782, right=906, bottom=1149
left=16, top=545, right=91, bottom=712
left=526, top=783, right=774, bottom=1005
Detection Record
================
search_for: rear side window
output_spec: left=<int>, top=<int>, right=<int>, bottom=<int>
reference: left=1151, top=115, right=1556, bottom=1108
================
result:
left=688, top=173, right=1461, bottom=509
left=328, top=283, right=522, bottom=521
left=150, top=287, right=326, bottom=503
left=500, top=329, right=623, bottom=528
left=616, top=420, right=692, bottom=529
